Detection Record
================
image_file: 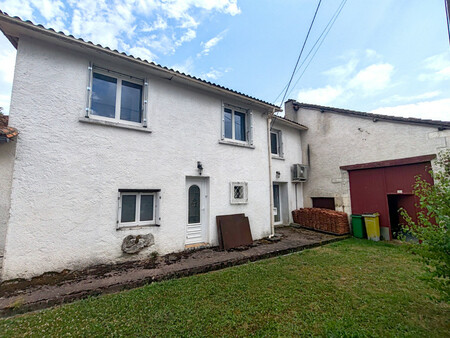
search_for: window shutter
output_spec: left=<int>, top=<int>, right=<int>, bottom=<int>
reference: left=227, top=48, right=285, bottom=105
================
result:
left=279, top=131, right=284, bottom=157
left=143, top=78, right=149, bottom=127
left=248, top=110, right=254, bottom=145
left=85, top=62, right=93, bottom=117
left=221, top=102, right=225, bottom=140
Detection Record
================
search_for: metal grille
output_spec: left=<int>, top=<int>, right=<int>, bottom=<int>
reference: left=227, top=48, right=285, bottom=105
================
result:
left=234, top=185, right=244, bottom=199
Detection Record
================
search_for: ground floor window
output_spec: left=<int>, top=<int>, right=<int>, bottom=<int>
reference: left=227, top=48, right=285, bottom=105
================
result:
left=118, top=190, right=160, bottom=228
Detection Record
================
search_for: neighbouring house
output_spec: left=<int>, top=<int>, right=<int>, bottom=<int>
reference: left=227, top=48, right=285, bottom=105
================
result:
left=0, top=12, right=312, bottom=281
left=284, top=100, right=450, bottom=240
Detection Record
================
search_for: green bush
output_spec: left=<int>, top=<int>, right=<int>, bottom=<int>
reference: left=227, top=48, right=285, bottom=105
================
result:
left=400, top=149, right=450, bottom=301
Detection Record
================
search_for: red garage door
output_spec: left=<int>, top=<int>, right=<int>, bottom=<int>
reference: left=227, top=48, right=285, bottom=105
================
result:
left=341, top=155, right=435, bottom=240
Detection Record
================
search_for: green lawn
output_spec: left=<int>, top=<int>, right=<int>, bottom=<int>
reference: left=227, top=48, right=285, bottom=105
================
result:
left=1, top=239, right=449, bottom=337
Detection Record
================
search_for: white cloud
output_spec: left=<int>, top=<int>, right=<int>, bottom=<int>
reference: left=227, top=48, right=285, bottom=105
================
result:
left=370, top=98, right=450, bottom=121
left=0, top=0, right=34, bottom=20
left=200, top=67, right=230, bottom=80
left=198, top=30, right=228, bottom=56
left=323, top=59, right=358, bottom=79
left=419, top=52, right=450, bottom=82
left=141, top=16, right=168, bottom=32
left=348, top=63, right=394, bottom=94
left=297, top=86, right=344, bottom=106
left=171, top=57, right=195, bottom=74
left=381, top=91, right=441, bottom=104
left=0, top=35, right=17, bottom=113
left=297, top=61, right=394, bottom=106
left=127, top=46, right=157, bottom=61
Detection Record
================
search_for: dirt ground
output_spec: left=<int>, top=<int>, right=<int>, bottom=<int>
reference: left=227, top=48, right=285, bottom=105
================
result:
left=0, top=226, right=346, bottom=317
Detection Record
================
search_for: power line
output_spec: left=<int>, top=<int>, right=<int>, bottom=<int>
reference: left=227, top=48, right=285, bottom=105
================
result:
left=277, top=0, right=322, bottom=108
left=286, top=0, right=347, bottom=99
left=446, top=0, right=450, bottom=47
left=273, top=0, right=346, bottom=105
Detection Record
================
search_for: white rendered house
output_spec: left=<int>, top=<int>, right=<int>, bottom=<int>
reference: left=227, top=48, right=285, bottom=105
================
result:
left=0, top=12, right=307, bottom=280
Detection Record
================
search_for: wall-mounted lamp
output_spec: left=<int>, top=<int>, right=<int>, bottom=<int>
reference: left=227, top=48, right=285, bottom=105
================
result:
left=197, top=161, right=203, bottom=175
left=276, top=171, right=281, bottom=179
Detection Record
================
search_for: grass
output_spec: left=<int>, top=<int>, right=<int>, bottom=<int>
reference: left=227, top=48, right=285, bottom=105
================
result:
left=1, top=238, right=449, bottom=337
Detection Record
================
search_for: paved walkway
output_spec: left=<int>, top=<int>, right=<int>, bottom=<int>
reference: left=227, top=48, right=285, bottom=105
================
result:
left=0, top=227, right=348, bottom=317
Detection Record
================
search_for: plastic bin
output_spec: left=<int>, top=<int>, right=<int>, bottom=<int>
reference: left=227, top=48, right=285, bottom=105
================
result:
left=351, top=215, right=366, bottom=239
left=363, top=213, right=380, bottom=241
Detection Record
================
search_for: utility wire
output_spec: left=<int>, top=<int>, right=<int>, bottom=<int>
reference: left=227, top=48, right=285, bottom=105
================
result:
left=286, top=0, right=347, bottom=99
left=445, top=0, right=450, bottom=47
left=273, top=0, right=346, bottom=105
left=277, top=0, right=322, bottom=108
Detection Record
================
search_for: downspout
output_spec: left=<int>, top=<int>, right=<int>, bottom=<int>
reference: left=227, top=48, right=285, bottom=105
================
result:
left=267, top=109, right=276, bottom=237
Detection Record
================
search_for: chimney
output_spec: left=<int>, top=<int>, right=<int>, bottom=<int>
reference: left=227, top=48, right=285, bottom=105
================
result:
left=284, top=99, right=300, bottom=122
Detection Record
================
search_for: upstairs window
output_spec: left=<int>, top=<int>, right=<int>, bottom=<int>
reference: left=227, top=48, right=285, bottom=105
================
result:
left=222, top=104, right=252, bottom=144
left=270, top=129, right=283, bottom=157
left=87, top=65, right=147, bottom=126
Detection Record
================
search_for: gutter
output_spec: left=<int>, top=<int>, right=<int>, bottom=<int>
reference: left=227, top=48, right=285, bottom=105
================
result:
left=267, top=108, right=276, bottom=237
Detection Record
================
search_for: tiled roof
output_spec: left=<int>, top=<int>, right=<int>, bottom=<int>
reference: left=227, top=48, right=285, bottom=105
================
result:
left=290, top=101, right=450, bottom=130
left=0, top=126, right=18, bottom=142
left=273, top=115, right=308, bottom=130
left=0, top=10, right=280, bottom=111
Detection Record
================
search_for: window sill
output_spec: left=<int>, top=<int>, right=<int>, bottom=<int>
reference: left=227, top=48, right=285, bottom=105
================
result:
left=79, top=117, right=152, bottom=133
left=219, top=140, right=255, bottom=149
left=117, top=224, right=160, bottom=231
left=271, top=155, right=285, bottom=161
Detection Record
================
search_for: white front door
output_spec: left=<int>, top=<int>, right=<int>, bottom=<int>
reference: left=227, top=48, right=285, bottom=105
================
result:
left=186, top=177, right=209, bottom=245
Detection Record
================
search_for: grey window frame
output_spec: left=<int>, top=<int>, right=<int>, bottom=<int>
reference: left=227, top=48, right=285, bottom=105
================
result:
left=221, top=103, right=253, bottom=145
left=86, top=64, right=149, bottom=128
left=270, top=129, right=284, bottom=157
left=117, top=191, right=157, bottom=228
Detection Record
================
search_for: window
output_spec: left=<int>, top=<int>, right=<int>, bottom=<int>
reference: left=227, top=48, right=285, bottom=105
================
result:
left=188, top=185, right=201, bottom=224
left=87, top=65, right=147, bottom=126
left=118, top=190, right=159, bottom=227
left=270, top=129, right=283, bottom=157
left=222, top=104, right=253, bottom=144
left=230, top=182, right=248, bottom=204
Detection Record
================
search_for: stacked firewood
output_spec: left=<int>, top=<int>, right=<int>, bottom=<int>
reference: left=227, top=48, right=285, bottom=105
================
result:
left=292, top=208, right=349, bottom=235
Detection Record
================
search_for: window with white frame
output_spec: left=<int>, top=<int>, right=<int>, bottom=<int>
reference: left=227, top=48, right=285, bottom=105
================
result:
left=87, top=65, right=148, bottom=126
left=222, top=104, right=253, bottom=144
left=118, top=190, right=159, bottom=228
left=270, top=129, right=283, bottom=157
left=230, top=182, right=248, bottom=204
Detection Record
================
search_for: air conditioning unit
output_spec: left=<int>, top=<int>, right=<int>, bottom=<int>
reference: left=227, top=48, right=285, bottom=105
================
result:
left=292, top=164, right=308, bottom=182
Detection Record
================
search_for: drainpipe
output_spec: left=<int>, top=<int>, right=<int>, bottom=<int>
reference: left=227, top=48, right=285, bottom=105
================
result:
left=267, top=108, right=276, bottom=237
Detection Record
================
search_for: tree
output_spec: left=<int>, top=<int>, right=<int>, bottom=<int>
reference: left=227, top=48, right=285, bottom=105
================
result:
left=400, top=149, right=450, bottom=301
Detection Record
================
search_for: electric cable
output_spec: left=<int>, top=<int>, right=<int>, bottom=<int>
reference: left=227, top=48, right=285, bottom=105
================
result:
left=277, top=0, right=322, bottom=108
left=272, top=0, right=347, bottom=105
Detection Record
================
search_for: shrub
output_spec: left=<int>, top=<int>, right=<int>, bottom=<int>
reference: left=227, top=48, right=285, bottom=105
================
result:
left=400, top=150, right=450, bottom=301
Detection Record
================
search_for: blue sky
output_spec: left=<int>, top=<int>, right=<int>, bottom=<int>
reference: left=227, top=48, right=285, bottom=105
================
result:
left=0, top=0, right=449, bottom=120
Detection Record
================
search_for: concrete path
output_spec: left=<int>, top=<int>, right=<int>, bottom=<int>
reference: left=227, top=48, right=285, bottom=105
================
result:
left=0, top=227, right=348, bottom=317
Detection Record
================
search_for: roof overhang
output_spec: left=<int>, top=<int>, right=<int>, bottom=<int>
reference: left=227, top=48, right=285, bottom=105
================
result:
left=0, top=11, right=281, bottom=113
left=290, top=101, right=450, bottom=130
left=340, top=154, right=436, bottom=171
left=273, top=116, right=308, bottom=130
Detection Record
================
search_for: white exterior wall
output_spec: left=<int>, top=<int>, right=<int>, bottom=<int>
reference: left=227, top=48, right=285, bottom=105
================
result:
left=1, top=37, right=272, bottom=280
left=271, top=121, right=304, bottom=224
left=285, top=101, right=449, bottom=214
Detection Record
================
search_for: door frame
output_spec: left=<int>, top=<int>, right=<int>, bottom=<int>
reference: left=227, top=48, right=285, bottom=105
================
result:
left=185, top=177, right=209, bottom=245
left=273, top=183, right=283, bottom=225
